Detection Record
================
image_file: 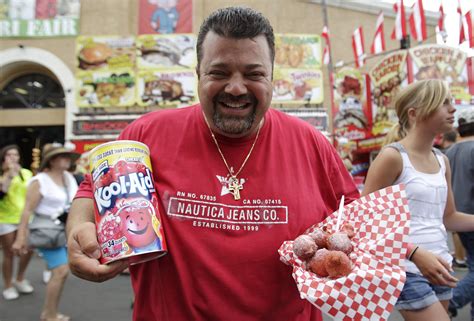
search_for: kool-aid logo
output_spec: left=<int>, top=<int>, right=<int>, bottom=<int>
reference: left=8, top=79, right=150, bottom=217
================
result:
left=94, top=169, right=155, bottom=214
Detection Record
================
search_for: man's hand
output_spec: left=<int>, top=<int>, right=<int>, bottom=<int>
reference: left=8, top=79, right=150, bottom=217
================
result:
left=68, top=221, right=129, bottom=282
left=411, top=246, right=458, bottom=288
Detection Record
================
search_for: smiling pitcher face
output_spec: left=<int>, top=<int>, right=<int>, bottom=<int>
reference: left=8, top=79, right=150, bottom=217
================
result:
left=121, top=205, right=156, bottom=248
left=197, top=32, right=273, bottom=138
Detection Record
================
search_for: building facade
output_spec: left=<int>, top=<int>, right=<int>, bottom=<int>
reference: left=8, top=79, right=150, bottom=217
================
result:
left=0, top=0, right=439, bottom=167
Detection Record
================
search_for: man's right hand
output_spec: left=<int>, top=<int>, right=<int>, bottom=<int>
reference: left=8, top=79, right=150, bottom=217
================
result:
left=68, top=221, right=129, bottom=282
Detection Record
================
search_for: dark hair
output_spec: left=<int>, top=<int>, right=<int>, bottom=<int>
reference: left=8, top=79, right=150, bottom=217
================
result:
left=442, top=131, right=457, bottom=143
left=0, top=145, right=21, bottom=174
left=196, top=6, right=275, bottom=72
left=458, top=122, right=474, bottom=137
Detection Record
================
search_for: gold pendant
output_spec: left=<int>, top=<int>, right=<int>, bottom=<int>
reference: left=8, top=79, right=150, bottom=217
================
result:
left=227, top=177, right=243, bottom=200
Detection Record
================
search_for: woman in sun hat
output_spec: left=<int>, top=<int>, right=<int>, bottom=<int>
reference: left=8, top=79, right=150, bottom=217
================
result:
left=0, top=144, right=34, bottom=301
left=13, top=143, right=79, bottom=321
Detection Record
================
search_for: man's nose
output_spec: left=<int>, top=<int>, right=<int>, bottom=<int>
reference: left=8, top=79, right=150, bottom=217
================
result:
left=225, top=74, right=247, bottom=96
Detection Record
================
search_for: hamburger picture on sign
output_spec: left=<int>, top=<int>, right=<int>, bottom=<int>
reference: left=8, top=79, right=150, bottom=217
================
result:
left=76, top=36, right=136, bottom=71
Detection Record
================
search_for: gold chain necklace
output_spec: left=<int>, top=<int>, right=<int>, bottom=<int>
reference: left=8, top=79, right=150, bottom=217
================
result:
left=202, top=113, right=262, bottom=200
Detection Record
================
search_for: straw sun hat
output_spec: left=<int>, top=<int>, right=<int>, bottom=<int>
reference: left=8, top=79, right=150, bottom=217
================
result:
left=39, top=143, right=80, bottom=171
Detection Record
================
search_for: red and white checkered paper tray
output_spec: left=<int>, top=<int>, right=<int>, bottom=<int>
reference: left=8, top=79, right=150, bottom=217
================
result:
left=279, top=184, right=410, bottom=321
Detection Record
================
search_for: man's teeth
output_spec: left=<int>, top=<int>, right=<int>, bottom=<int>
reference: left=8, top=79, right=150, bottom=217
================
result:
left=222, top=102, right=248, bottom=108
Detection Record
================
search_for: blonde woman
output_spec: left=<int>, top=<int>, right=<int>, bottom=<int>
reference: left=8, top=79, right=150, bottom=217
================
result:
left=362, top=79, right=474, bottom=321
left=13, top=143, right=79, bottom=321
left=0, top=145, right=34, bottom=300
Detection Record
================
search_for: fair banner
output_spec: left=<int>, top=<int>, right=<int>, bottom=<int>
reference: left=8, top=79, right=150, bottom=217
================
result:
left=275, top=34, right=322, bottom=69
left=369, top=50, right=408, bottom=136
left=272, top=69, right=323, bottom=104
left=138, top=0, right=192, bottom=35
left=333, top=67, right=370, bottom=140
left=409, top=44, right=471, bottom=104
left=76, top=69, right=136, bottom=108
left=136, top=69, right=197, bottom=107
left=0, top=0, right=80, bottom=37
left=76, top=36, right=136, bottom=71
left=136, top=34, right=196, bottom=69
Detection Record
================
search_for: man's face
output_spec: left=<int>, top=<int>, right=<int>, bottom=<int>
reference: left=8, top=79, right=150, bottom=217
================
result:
left=197, top=32, right=273, bottom=138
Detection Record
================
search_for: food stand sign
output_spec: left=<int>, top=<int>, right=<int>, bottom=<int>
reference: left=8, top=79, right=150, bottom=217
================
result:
left=369, top=50, right=408, bottom=136
left=409, top=44, right=471, bottom=104
left=76, top=69, right=136, bottom=108
left=274, top=34, right=322, bottom=69
left=71, top=139, right=110, bottom=154
left=136, top=69, right=197, bottom=107
left=286, top=110, right=328, bottom=131
left=272, top=69, right=323, bottom=104
left=76, top=36, right=136, bottom=71
left=73, top=120, right=133, bottom=136
left=136, top=34, right=196, bottom=69
left=333, top=67, right=371, bottom=140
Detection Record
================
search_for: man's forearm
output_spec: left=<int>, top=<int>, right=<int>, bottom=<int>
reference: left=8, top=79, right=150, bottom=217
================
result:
left=66, top=198, right=95, bottom=237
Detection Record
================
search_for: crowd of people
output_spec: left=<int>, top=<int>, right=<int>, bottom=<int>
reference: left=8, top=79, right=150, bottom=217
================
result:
left=0, top=6, right=473, bottom=321
left=1, top=143, right=80, bottom=321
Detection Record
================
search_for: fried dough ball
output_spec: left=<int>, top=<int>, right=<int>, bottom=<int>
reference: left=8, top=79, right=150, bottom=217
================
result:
left=322, top=223, right=333, bottom=234
left=341, top=223, right=356, bottom=239
left=309, top=228, right=329, bottom=249
left=325, top=250, right=352, bottom=278
left=293, top=235, right=317, bottom=260
left=308, top=248, right=329, bottom=277
left=327, top=232, right=353, bottom=255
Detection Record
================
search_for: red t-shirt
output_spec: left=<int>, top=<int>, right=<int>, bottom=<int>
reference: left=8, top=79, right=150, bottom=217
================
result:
left=76, top=105, right=359, bottom=321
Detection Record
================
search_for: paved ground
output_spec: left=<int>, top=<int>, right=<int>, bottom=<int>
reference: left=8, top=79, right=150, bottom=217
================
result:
left=0, top=253, right=471, bottom=321
left=1, top=254, right=133, bottom=321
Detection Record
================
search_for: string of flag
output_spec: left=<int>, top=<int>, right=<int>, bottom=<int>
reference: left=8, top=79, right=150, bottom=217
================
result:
left=322, top=0, right=473, bottom=69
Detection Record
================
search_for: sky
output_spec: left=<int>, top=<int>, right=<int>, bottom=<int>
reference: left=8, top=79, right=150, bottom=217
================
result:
left=384, top=0, right=473, bottom=56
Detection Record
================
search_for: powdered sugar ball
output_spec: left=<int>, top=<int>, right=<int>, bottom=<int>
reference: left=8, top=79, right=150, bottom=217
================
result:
left=340, top=223, right=356, bottom=239
left=308, top=248, right=330, bottom=277
left=327, top=232, right=353, bottom=255
left=293, top=235, right=317, bottom=260
left=309, top=228, right=329, bottom=249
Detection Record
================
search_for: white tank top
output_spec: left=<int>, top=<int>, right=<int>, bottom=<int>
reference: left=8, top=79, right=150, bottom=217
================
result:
left=387, top=142, right=451, bottom=274
left=30, top=172, right=78, bottom=218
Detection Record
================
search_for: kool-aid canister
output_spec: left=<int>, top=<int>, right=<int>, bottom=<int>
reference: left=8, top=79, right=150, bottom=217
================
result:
left=89, top=140, right=167, bottom=264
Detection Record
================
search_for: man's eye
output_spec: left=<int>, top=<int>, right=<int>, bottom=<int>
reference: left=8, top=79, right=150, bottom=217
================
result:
left=247, top=73, right=264, bottom=79
left=209, top=71, right=226, bottom=78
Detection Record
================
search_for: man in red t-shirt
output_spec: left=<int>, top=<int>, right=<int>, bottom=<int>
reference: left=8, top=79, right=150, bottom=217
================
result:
left=67, top=7, right=359, bottom=321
